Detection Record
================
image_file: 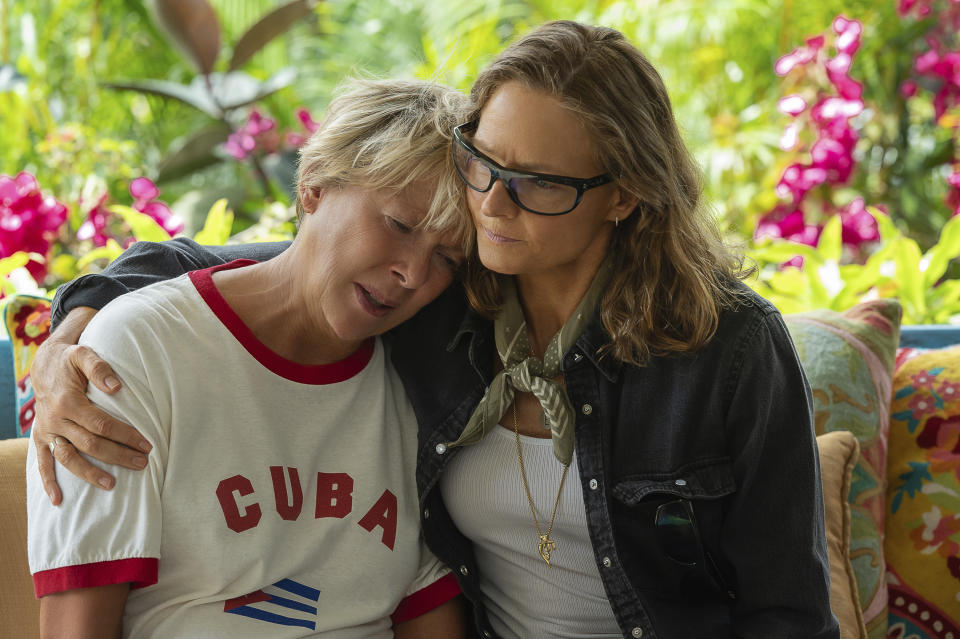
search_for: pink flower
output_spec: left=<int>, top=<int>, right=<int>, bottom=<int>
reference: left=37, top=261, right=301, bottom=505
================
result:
left=777, top=94, right=808, bottom=116
left=0, top=171, right=69, bottom=282
left=839, top=198, right=879, bottom=245
left=77, top=193, right=112, bottom=247
left=296, top=108, right=319, bottom=134
left=775, top=36, right=824, bottom=76
left=912, top=369, right=937, bottom=389
left=900, top=81, right=918, bottom=97
left=776, top=164, right=827, bottom=202
left=754, top=207, right=822, bottom=247
left=937, top=380, right=960, bottom=404
left=909, top=392, right=938, bottom=419
left=811, top=138, right=854, bottom=183
left=129, top=178, right=182, bottom=236
left=832, top=16, right=862, bottom=56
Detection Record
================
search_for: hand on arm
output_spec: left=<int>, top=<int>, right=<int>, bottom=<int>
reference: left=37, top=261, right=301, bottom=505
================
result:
left=40, top=583, right=129, bottom=639
left=31, top=307, right=151, bottom=505
left=393, top=596, right=465, bottom=639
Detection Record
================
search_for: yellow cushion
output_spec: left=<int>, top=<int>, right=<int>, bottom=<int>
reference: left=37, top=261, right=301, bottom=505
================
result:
left=0, top=437, right=39, bottom=638
left=818, top=430, right=868, bottom=639
left=886, top=346, right=960, bottom=637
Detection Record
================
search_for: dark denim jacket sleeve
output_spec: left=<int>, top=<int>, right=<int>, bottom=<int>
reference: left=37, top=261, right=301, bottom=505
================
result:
left=722, top=310, right=839, bottom=638
left=50, top=237, right=290, bottom=330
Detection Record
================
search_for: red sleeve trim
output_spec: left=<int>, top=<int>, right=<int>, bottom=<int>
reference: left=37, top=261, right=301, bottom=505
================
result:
left=391, top=572, right=461, bottom=625
left=33, top=558, right=159, bottom=598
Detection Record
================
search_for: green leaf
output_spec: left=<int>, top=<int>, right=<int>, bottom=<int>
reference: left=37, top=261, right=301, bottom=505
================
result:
left=102, top=79, right=221, bottom=118
left=818, top=215, right=843, bottom=263
left=157, top=123, right=232, bottom=184
left=229, top=0, right=318, bottom=71
left=193, top=199, right=234, bottom=246
left=923, top=214, right=960, bottom=288
left=107, top=205, right=172, bottom=243
left=895, top=237, right=926, bottom=322
left=0, top=252, right=31, bottom=278
left=748, top=241, right=818, bottom=264
left=869, top=207, right=901, bottom=244
left=76, top=240, right=125, bottom=270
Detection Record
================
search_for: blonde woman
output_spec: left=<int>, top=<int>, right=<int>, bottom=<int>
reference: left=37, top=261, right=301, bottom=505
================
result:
left=26, top=79, right=470, bottom=638
left=32, top=22, right=838, bottom=639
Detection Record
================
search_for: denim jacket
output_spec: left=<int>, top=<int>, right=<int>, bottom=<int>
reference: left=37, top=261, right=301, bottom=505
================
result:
left=53, top=238, right=840, bottom=639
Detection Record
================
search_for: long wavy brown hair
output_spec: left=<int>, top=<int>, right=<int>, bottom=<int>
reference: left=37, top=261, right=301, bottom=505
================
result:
left=463, top=20, right=752, bottom=365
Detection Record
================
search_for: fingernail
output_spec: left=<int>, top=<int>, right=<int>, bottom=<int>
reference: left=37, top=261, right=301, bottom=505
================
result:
left=139, top=440, right=153, bottom=453
left=132, top=455, right=147, bottom=469
left=105, top=376, right=121, bottom=391
left=98, top=477, right=114, bottom=489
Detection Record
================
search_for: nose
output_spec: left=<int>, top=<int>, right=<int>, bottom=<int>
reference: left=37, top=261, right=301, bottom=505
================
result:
left=477, top=178, right=520, bottom=219
left=392, top=246, right=431, bottom=289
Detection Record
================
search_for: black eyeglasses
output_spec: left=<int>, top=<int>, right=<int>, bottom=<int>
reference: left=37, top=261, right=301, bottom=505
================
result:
left=654, top=499, right=702, bottom=566
left=452, top=121, right=613, bottom=216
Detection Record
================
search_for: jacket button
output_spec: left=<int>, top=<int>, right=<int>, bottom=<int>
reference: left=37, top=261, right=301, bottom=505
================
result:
left=573, top=353, right=583, bottom=362
left=602, top=556, right=612, bottom=568
left=581, top=403, right=593, bottom=415
left=675, top=478, right=687, bottom=486
left=435, top=443, right=447, bottom=455
left=423, top=508, right=430, bottom=519
left=589, top=478, right=599, bottom=490
left=459, top=565, right=469, bottom=576
left=631, top=627, right=643, bottom=638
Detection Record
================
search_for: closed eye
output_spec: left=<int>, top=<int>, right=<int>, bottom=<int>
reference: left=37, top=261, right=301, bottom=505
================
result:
left=386, top=216, right=413, bottom=234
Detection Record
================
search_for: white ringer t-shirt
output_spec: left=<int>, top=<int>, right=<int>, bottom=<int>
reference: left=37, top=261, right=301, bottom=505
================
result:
left=27, top=261, right=458, bottom=638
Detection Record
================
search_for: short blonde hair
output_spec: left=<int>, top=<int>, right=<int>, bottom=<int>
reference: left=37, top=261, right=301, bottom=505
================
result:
left=464, top=21, right=751, bottom=364
left=296, top=78, right=473, bottom=254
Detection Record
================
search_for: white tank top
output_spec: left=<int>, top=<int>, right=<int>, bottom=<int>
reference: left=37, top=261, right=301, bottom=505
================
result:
left=440, top=425, right=622, bottom=639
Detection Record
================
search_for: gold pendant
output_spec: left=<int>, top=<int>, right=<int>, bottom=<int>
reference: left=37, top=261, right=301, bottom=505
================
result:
left=537, top=533, right=556, bottom=566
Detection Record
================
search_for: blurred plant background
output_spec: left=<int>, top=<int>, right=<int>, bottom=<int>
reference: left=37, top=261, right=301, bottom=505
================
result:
left=2, top=0, right=960, bottom=322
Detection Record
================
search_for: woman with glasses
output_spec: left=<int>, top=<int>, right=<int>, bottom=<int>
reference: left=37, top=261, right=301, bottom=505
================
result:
left=30, top=21, right=838, bottom=639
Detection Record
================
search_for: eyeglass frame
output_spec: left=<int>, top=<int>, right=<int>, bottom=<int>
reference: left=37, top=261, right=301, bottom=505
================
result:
left=654, top=498, right=703, bottom=567
left=452, top=120, right=614, bottom=216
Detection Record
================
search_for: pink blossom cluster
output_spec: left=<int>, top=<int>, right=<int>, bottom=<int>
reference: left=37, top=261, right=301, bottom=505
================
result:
left=78, top=177, right=183, bottom=247
left=224, top=107, right=319, bottom=160
left=898, top=0, right=960, bottom=216
left=758, top=16, right=880, bottom=255
left=0, top=172, right=68, bottom=281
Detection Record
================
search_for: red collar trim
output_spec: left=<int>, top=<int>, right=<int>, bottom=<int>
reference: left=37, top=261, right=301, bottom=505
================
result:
left=189, top=260, right=375, bottom=385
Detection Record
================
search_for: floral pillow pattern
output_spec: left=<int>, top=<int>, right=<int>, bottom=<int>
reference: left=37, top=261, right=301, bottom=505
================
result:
left=886, top=346, right=960, bottom=639
left=786, top=299, right=902, bottom=639
left=3, top=295, right=52, bottom=437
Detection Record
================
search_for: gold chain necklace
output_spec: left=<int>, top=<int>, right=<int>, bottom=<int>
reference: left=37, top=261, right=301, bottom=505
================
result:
left=514, top=401, right=570, bottom=567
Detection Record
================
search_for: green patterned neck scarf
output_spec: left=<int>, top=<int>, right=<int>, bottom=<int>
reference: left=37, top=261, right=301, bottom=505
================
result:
left=450, top=258, right=612, bottom=465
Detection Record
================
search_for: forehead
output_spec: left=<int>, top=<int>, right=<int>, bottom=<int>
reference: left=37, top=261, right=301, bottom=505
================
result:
left=473, top=81, right=601, bottom=176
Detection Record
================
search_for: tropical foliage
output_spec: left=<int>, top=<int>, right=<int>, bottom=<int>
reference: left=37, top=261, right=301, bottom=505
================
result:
left=1, top=0, right=959, bottom=321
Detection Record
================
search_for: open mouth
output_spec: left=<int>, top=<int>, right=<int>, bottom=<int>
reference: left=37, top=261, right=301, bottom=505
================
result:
left=355, top=284, right=395, bottom=317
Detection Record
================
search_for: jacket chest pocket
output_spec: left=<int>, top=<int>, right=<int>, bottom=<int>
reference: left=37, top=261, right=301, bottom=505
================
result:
left=611, top=459, right=737, bottom=601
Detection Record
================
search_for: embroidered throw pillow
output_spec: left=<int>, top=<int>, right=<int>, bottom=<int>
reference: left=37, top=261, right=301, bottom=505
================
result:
left=886, top=345, right=960, bottom=639
left=785, top=299, right=902, bottom=639
left=2, top=295, right=52, bottom=438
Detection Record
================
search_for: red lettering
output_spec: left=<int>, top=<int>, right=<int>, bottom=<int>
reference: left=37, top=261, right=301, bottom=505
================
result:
left=315, top=472, right=354, bottom=519
left=216, top=475, right=262, bottom=533
left=270, top=466, right=303, bottom=521
left=358, top=490, right=397, bottom=550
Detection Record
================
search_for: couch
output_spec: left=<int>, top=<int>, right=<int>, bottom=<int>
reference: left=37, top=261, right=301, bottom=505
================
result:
left=0, top=296, right=958, bottom=639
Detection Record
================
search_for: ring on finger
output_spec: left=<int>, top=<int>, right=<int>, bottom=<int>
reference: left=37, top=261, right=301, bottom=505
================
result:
left=51, top=436, right=68, bottom=454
